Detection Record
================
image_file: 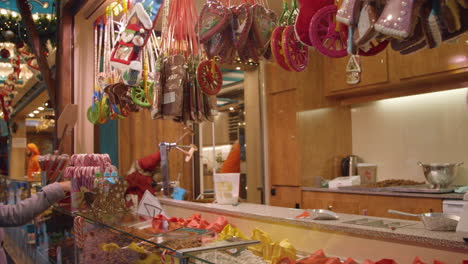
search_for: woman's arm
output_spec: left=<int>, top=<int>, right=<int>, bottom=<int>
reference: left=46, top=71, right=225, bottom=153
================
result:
left=0, top=182, right=66, bottom=227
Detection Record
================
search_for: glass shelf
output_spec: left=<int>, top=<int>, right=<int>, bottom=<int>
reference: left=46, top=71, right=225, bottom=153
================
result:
left=68, top=208, right=260, bottom=263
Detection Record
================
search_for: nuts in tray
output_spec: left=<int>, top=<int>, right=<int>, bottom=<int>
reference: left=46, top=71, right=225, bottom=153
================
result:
left=362, top=179, right=425, bottom=188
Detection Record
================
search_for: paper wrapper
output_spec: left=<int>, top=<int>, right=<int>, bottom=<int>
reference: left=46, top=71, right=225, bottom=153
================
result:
left=186, top=214, right=210, bottom=229
left=249, top=228, right=297, bottom=264
left=207, top=216, right=229, bottom=233
left=217, top=224, right=247, bottom=241
left=376, top=259, right=398, bottom=264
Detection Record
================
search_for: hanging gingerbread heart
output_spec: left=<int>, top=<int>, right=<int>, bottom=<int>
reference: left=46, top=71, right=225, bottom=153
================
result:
left=204, top=31, right=225, bottom=59
left=251, top=4, right=278, bottom=52
left=282, top=26, right=309, bottom=72
left=199, top=1, right=233, bottom=44
left=231, top=3, right=253, bottom=49
left=206, top=25, right=233, bottom=60
left=271, top=26, right=292, bottom=71
left=218, top=44, right=236, bottom=64
left=197, top=60, right=222, bottom=96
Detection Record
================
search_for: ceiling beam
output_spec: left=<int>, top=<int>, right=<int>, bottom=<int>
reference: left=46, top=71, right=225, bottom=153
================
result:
left=16, top=0, right=56, bottom=108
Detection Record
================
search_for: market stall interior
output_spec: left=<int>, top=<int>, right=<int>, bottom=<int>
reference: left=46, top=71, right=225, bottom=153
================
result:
left=0, top=0, right=468, bottom=262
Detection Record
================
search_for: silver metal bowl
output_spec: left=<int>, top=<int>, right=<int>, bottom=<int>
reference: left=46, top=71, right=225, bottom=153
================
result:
left=417, top=162, right=463, bottom=189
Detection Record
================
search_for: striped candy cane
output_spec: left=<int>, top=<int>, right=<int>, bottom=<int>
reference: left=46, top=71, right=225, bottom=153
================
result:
left=74, top=216, right=85, bottom=249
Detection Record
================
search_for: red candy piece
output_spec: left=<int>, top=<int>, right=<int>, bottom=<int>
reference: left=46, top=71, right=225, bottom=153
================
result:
left=343, top=258, right=358, bottom=264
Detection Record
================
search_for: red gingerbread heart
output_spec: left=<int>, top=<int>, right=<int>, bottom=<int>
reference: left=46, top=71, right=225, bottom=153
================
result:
left=251, top=5, right=277, bottom=50
left=199, top=1, right=232, bottom=44
left=231, top=3, right=253, bottom=49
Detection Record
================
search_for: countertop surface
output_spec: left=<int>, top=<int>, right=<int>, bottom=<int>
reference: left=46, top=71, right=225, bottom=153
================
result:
left=301, top=186, right=466, bottom=199
left=160, top=198, right=468, bottom=251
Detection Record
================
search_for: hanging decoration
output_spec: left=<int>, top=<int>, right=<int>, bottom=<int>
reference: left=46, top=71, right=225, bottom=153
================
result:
left=0, top=44, right=21, bottom=121
left=0, top=48, right=10, bottom=59
left=149, top=0, right=219, bottom=123
left=0, top=14, right=57, bottom=46
left=110, top=0, right=163, bottom=86
left=198, top=0, right=277, bottom=67
left=271, top=0, right=309, bottom=72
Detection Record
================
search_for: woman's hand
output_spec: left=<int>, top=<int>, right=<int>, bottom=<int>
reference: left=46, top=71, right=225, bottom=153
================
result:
left=58, top=181, right=71, bottom=192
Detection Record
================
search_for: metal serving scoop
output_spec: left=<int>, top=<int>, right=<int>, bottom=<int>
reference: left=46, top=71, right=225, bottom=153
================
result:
left=388, top=209, right=460, bottom=231
left=308, top=209, right=339, bottom=220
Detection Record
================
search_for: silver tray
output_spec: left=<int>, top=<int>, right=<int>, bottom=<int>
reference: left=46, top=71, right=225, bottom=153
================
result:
left=385, top=184, right=455, bottom=193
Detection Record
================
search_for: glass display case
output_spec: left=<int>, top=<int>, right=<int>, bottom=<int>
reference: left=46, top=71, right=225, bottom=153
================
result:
left=74, top=210, right=261, bottom=264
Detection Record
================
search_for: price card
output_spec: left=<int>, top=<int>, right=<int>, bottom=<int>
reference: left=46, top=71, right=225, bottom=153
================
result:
left=137, top=190, right=167, bottom=218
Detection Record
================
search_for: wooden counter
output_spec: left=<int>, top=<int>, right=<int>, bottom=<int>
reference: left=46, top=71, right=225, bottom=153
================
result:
left=160, top=198, right=468, bottom=262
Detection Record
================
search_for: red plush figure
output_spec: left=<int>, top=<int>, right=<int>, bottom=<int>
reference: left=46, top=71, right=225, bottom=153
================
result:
left=125, top=151, right=161, bottom=201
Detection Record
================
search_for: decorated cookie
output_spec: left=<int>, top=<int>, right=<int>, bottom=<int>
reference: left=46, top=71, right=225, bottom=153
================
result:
left=199, top=0, right=232, bottom=44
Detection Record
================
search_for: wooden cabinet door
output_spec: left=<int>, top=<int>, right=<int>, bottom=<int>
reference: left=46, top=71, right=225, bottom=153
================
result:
left=363, top=195, right=442, bottom=220
left=325, top=51, right=389, bottom=94
left=270, top=186, right=301, bottom=208
left=395, top=35, right=468, bottom=80
left=267, top=89, right=299, bottom=186
left=302, top=192, right=364, bottom=215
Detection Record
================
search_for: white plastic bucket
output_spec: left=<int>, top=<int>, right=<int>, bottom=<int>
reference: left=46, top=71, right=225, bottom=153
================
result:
left=214, top=173, right=240, bottom=205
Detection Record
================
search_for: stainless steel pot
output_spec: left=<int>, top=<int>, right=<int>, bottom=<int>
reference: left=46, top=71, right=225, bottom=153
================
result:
left=417, top=162, right=463, bottom=189
left=388, top=209, right=460, bottom=231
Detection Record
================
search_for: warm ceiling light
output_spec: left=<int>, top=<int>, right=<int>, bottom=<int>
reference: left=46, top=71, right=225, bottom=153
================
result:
left=44, top=102, right=48, bottom=106
left=11, top=12, right=17, bottom=18
left=32, top=14, right=39, bottom=20
left=229, top=107, right=234, bottom=111
left=0, top=10, right=7, bottom=15
left=38, top=106, right=44, bottom=111
left=33, top=110, right=39, bottom=114
left=235, top=66, right=241, bottom=70
left=29, top=113, right=34, bottom=117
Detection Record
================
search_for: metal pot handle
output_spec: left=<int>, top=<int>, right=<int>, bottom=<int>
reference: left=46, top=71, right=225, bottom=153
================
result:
left=388, top=209, right=420, bottom=218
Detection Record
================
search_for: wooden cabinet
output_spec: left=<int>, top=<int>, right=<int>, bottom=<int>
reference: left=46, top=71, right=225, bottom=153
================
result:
left=270, top=186, right=301, bottom=208
left=302, top=191, right=443, bottom=220
left=324, top=35, right=468, bottom=99
left=325, top=50, right=389, bottom=94
left=394, top=35, right=468, bottom=80
left=265, top=61, right=300, bottom=186
left=364, top=195, right=442, bottom=220
left=267, top=89, right=299, bottom=186
left=302, top=192, right=363, bottom=214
